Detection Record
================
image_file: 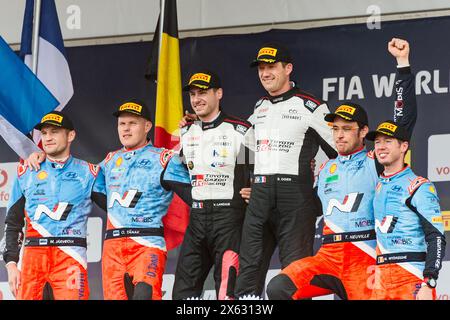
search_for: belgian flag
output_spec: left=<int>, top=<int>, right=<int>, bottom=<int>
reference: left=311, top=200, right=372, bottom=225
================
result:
left=146, top=0, right=189, bottom=250
left=146, top=0, right=183, bottom=148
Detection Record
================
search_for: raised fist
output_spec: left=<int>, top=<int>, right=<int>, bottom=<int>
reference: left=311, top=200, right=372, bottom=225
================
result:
left=388, top=38, right=410, bottom=66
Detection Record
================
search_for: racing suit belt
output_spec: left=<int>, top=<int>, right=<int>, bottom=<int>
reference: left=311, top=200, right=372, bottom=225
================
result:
left=376, top=252, right=426, bottom=265
left=322, top=230, right=376, bottom=244
left=25, top=237, right=87, bottom=247
left=104, top=227, right=164, bottom=240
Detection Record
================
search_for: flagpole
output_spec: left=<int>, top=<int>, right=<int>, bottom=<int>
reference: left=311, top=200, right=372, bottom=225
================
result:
left=32, top=0, right=42, bottom=74
left=158, top=0, right=165, bottom=72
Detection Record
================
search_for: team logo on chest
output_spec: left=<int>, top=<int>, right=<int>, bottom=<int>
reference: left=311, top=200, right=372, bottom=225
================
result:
left=325, top=192, right=364, bottom=216
left=108, top=190, right=142, bottom=208
left=34, top=203, right=73, bottom=221
left=375, top=215, right=398, bottom=233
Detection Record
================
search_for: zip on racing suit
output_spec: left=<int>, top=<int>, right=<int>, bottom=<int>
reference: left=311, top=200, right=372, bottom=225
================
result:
left=265, top=66, right=418, bottom=300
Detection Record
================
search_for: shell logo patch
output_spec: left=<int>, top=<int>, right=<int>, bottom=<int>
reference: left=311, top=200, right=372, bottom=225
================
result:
left=38, top=171, right=48, bottom=180
left=329, top=163, right=337, bottom=174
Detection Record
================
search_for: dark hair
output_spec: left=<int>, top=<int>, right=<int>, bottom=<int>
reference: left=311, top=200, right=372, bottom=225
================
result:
left=357, top=122, right=368, bottom=130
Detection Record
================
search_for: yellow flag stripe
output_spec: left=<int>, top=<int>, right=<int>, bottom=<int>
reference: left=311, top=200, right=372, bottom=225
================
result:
left=155, top=33, right=183, bottom=136
left=405, top=150, right=411, bottom=166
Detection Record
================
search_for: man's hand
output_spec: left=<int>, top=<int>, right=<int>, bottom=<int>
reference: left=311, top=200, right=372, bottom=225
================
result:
left=6, top=262, right=20, bottom=298
left=388, top=38, right=410, bottom=66
left=415, top=285, right=435, bottom=300
left=240, top=187, right=251, bottom=204
left=24, top=151, right=46, bottom=171
left=178, top=110, right=198, bottom=128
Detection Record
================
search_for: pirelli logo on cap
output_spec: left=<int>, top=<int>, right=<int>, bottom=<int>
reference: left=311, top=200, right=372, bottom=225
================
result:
left=189, top=73, right=211, bottom=85
left=257, top=47, right=277, bottom=58
left=119, top=102, right=143, bottom=113
left=41, top=113, right=63, bottom=124
left=336, top=105, right=356, bottom=115
left=377, top=122, right=397, bottom=133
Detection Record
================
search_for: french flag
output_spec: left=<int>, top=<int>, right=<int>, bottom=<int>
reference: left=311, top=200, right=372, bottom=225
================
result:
left=0, top=0, right=73, bottom=158
left=0, top=36, right=58, bottom=159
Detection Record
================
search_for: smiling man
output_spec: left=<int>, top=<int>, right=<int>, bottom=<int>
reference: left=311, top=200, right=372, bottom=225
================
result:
left=235, top=42, right=338, bottom=299
left=367, top=121, right=446, bottom=300
left=94, top=100, right=192, bottom=300
left=173, top=71, right=255, bottom=300
left=3, top=111, right=98, bottom=300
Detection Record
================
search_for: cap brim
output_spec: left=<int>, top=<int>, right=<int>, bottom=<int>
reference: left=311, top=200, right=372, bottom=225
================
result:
left=113, top=110, right=147, bottom=119
left=366, top=130, right=394, bottom=141
left=34, top=122, right=63, bottom=130
left=324, top=113, right=355, bottom=123
left=250, top=59, right=280, bottom=68
left=183, top=83, right=215, bottom=91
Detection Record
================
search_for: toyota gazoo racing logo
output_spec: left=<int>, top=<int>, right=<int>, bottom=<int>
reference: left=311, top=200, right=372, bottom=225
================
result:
left=191, top=175, right=207, bottom=187
left=108, top=189, right=142, bottom=208
left=325, top=192, right=364, bottom=216
left=256, top=139, right=270, bottom=152
left=34, top=203, right=74, bottom=221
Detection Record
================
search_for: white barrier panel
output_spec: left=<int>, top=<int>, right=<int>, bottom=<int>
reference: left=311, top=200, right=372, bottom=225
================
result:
left=0, top=162, right=19, bottom=208
left=428, top=134, right=450, bottom=182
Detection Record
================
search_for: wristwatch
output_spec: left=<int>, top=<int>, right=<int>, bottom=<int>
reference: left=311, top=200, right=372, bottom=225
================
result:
left=422, top=277, right=437, bottom=289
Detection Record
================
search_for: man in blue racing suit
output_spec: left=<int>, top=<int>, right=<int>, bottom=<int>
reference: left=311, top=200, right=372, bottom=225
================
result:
left=367, top=121, right=446, bottom=300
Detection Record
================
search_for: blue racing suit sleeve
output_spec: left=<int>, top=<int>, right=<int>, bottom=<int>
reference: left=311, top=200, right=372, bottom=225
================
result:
left=2, top=174, right=26, bottom=264
left=406, top=182, right=446, bottom=279
left=91, top=161, right=107, bottom=211
left=161, top=153, right=192, bottom=206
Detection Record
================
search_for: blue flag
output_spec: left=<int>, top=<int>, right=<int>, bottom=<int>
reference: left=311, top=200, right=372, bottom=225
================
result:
left=0, top=36, right=58, bottom=134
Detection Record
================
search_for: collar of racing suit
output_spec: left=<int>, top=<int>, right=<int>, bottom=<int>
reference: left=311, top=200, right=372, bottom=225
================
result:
left=201, top=111, right=227, bottom=130
left=122, top=140, right=152, bottom=153
left=45, top=155, right=73, bottom=169
left=265, top=86, right=299, bottom=104
left=380, top=164, right=411, bottom=182
left=337, top=146, right=366, bottom=163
